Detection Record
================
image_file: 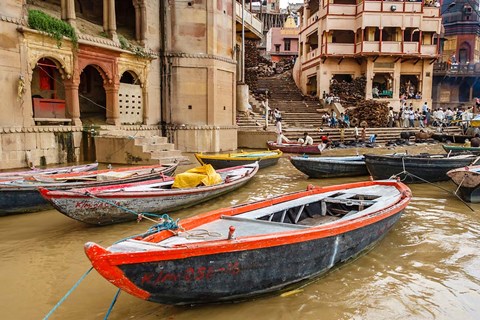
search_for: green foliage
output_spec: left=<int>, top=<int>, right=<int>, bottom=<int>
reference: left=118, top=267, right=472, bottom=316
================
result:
left=118, top=35, right=130, bottom=50
left=28, top=9, right=78, bottom=48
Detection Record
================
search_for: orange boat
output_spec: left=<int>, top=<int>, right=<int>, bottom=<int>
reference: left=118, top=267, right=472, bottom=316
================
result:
left=85, top=179, right=411, bottom=305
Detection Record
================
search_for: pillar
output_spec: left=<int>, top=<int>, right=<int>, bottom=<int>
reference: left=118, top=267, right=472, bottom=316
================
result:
left=140, top=2, right=147, bottom=45
left=103, top=0, right=117, bottom=39
left=104, top=83, right=120, bottom=125
left=142, top=84, right=149, bottom=124
left=64, top=79, right=82, bottom=126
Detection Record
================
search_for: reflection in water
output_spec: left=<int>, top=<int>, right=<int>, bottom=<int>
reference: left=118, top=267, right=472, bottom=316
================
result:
left=1, top=152, right=480, bottom=320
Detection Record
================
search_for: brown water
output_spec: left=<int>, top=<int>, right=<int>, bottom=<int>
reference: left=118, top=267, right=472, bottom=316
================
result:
left=2, top=145, right=480, bottom=320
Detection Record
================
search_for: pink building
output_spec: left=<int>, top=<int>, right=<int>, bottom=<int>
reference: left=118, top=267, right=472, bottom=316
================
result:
left=266, top=16, right=299, bottom=62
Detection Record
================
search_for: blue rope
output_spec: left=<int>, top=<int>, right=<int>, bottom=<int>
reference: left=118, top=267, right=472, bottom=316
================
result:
left=103, top=289, right=121, bottom=320
left=43, top=267, right=93, bottom=320
left=113, top=214, right=180, bottom=244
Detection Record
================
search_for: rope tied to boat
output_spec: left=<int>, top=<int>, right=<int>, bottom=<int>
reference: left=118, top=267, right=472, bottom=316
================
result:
left=389, top=157, right=475, bottom=212
left=79, top=191, right=170, bottom=223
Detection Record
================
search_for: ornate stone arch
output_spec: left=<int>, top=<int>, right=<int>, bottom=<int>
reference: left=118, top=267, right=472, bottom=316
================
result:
left=120, top=69, right=141, bottom=85
left=118, top=61, right=148, bottom=87
left=77, top=62, right=112, bottom=85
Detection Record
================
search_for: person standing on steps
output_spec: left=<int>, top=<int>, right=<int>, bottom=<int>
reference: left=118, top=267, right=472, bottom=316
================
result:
left=275, top=118, right=290, bottom=145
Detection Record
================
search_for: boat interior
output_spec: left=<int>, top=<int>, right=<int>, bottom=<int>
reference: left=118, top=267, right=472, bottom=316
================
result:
left=92, top=166, right=254, bottom=193
left=108, top=185, right=402, bottom=253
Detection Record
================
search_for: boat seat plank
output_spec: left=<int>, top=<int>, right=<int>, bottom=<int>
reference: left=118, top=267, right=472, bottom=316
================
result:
left=322, top=197, right=375, bottom=206
left=221, top=215, right=309, bottom=229
left=237, top=191, right=339, bottom=219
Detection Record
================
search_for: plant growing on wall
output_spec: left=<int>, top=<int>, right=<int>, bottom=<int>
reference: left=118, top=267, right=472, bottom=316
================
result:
left=28, top=9, right=78, bottom=48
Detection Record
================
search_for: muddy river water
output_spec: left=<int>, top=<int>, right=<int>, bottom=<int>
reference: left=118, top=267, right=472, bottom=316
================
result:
left=1, top=144, right=480, bottom=320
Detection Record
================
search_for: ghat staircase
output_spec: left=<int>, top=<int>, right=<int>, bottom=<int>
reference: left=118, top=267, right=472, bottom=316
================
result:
left=237, top=73, right=463, bottom=144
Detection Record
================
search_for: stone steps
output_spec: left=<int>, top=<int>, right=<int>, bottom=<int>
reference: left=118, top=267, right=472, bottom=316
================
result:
left=94, top=134, right=189, bottom=165
left=281, top=127, right=463, bottom=144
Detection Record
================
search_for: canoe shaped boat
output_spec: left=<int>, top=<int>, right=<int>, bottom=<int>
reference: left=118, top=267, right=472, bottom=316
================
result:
left=432, top=133, right=472, bottom=144
left=267, top=141, right=323, bottom=154
left=365, top=153, right=477, bottom=183
left=194, top=150, right=282, bottom=169
left=40, top=163, right=259, bottom=225
left=0, top=162, right=98, bottom=181
left=447, top=165, right=480, bottom=202
left=442, top=144, right=480, bottom=154
left=290, top=155, right=367, bottom=178
left=0, top=163, right=177, bottom=215
left=85, top=180, right=411, bottom=305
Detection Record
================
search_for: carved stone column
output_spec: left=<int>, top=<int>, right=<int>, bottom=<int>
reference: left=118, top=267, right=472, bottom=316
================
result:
left=64, top=78, right=82, bottom=126
left=139, top=2, right=147, bottom=45
left=104, top=83, right=120, bottom=125
left=142, top=83, right=149, bottom=124
left=61, top=0, right=76, bottom=27
left=103, top=0, right=117, bottom=39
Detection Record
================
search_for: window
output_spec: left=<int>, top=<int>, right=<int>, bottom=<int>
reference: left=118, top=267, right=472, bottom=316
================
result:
left=275, top=44, right=281, bottom=52
left=285, top=39, right=291, bottom=51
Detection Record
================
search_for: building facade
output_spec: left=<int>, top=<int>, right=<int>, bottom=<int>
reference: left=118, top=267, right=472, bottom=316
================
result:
left=266, top=15, right=299, bottom=62
left=432, top=0, right=480, bottom=109
left=0, top=1, right=261, bottom=169
left=295, top=0, right=442, bottom=110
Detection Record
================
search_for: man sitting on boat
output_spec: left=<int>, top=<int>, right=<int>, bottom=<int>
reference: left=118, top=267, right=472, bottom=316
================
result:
left=298, top=132, right=314, bottom=146
left=471, top=134, right=480, bottom=147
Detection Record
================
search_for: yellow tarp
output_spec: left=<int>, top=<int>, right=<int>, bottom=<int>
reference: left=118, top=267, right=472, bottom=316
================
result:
left=172, top=164, right=222, bottom=188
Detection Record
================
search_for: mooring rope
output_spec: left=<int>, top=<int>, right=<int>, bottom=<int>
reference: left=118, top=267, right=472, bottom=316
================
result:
left=104, top=289, right=121, bottom=320
left=43, top=267, right=94, bottom=320
left=389, top=158, right=474, bottom=212
left=64, top=189, right=167, bottom=223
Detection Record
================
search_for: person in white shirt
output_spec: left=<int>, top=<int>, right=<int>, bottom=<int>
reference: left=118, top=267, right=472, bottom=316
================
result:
left=298, top=132, right=314, bottom=146
left=275, top=119, right=290, bottom=145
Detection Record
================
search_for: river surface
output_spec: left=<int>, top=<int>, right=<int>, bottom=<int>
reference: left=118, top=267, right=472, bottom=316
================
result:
left=1, top=144, right=480, bottom=320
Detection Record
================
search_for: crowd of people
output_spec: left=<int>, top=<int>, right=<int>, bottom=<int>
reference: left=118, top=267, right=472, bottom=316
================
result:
left=389, top=102, right=475, bottom=131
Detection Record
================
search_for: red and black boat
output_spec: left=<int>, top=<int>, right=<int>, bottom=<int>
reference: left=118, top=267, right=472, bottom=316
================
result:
left=85, top=180, right=411, bottom=305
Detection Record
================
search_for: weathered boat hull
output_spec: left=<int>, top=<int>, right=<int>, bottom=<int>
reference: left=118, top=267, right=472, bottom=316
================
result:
left=0, top=164, right=177, bottom=215
left=0, top=162, right=98, bottom=181
left=85, top=180, right=411, bottom=305
left=365, top=154, right=476, bottom=183
left=195, top=151, right=281, bottom=169
left=433, top=134, right=472, bottom=144
left=42, top=177, right=256, bottom=225
left=88, top=211, right=401, bottom=305
left=267, top=141, right=322, bottom=154
left=442, top=144, right=480, bottom=154
left=290, top=156, right=368, bottom=178
left=447, top=166, right=480, bottom=203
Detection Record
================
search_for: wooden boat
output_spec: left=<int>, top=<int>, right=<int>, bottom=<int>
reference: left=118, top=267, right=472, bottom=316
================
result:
left=290, top=155, right=368, bottom=178
left=194, top=150, right=282, bottom=169
left=0, top=163, right=177, bottom=215
left=432, top=133, right=472, bottom=144
left=85, top=180, right=411, bottom=305
left=267, top=141, right=322, bottom=154
left=447, top=165, right=480, bottom=203
left=0, top=163, right=98, bottom=181
left=39, top=163, right=259, bottom=225
left=365, top=153, right=478, bottom=183
left=442, top=144, right=480, bottom=154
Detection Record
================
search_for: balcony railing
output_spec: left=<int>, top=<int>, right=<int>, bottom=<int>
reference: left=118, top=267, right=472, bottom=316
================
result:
left=434, top=62, right=480, bottom=76
left=235, top=2, right=262, bottom=38
left=322, top=43, right=355, bottom=55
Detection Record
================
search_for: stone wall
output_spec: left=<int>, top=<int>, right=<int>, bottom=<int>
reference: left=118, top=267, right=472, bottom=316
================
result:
left=0, top=126, right=83, bottom=169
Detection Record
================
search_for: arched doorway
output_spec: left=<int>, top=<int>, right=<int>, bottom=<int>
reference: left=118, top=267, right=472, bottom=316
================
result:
left=31, top=58, right=66, bottom=119
left=79, top=65, right=106, bottom=124
left=119, top=70, right=143, bottom=124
